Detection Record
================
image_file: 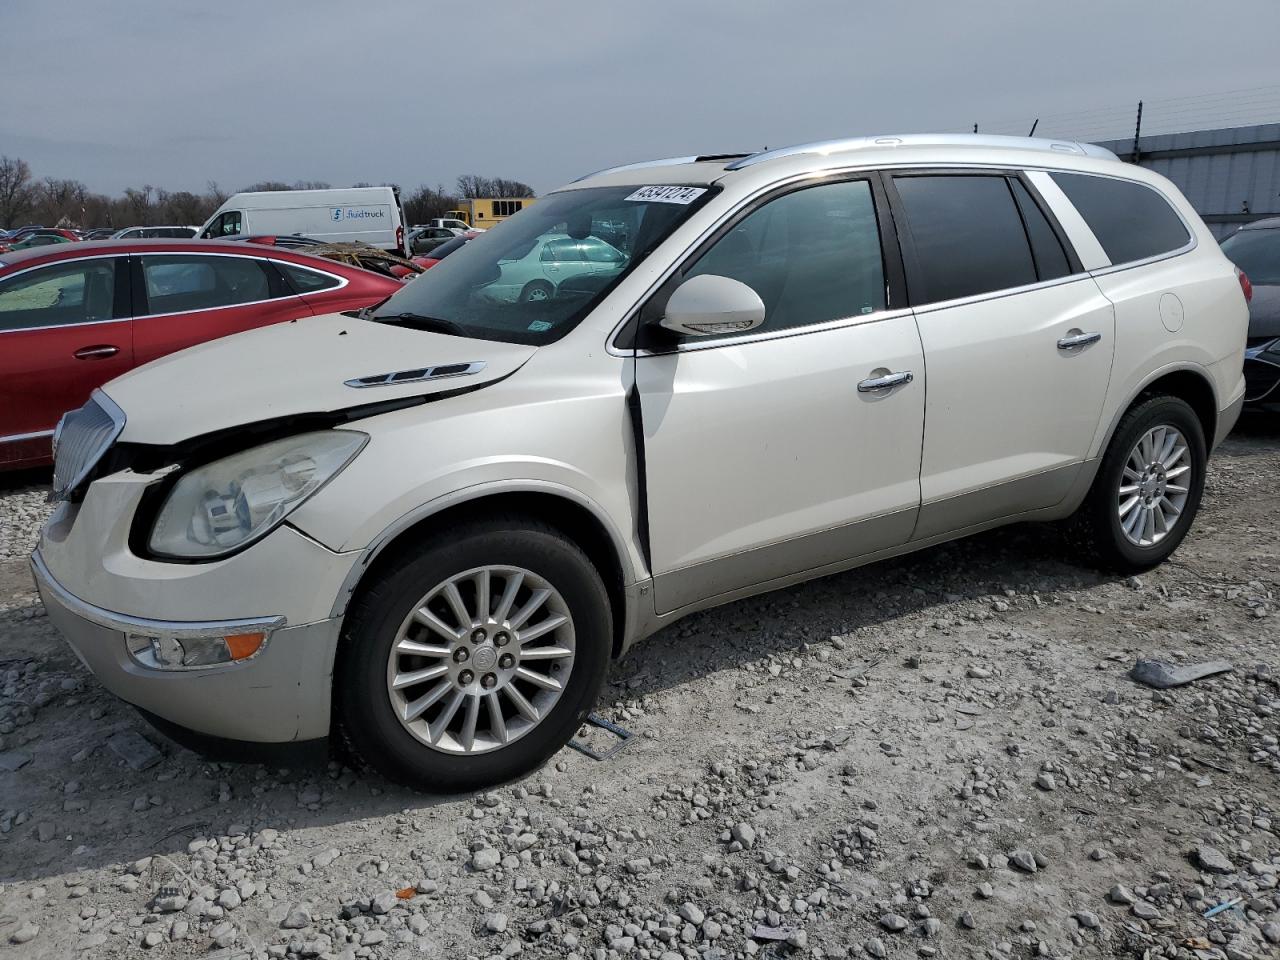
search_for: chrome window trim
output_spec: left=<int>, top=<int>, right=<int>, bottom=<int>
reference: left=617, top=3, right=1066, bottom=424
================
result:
left=645, top=307, right=916, bottom=355
left=608, top=159, right=1200, bottom=356
left=909, top=271, right=1107, bottom=317
left=0, top=316, right=131, bottom=336
left=131, top=250, right=349, bottom=321
left=0, top=253, right=127, bottom=335
left=0, top=249, right=352, bottom=331
left=0, top=428, right=55, bottom=444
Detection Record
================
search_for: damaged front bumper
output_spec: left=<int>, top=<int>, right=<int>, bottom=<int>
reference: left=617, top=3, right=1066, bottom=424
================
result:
left=32, top=549, right=341, bottom=743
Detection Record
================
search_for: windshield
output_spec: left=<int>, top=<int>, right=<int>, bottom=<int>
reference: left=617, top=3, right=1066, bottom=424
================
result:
left=369, top=184, right=717, bottom=344
left=1221, top=228, right=1280, bottom=285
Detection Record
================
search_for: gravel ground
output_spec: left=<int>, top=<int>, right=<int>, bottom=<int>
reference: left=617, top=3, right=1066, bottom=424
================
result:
left=1, top=420, right=1277, bottom=960
left=0, top=479, right=52, bottom=564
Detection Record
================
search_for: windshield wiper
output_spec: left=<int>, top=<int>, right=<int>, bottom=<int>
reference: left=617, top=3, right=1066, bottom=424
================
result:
left=369, top=312, right=470, bottom=337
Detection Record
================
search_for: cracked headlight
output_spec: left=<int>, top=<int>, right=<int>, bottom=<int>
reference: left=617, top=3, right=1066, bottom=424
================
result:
left=148, top=431, right=367, bottom=559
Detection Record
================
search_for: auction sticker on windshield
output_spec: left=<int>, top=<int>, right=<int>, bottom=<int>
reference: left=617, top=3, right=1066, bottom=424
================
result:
left=624, top=186, right=707, bottom=204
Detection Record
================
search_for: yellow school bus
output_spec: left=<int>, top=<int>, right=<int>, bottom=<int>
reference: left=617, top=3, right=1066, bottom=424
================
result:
left=447, top=197, right=536, bottom=228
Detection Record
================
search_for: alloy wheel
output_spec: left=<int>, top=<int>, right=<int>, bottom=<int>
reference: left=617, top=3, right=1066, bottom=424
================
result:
left=1117, top=424, right=1192, bottom=547
left=385, top=565, right=576, bottom=754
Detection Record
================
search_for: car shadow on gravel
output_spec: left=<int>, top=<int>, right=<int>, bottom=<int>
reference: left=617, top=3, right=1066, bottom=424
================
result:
left=0, top=466, right=51, bottom=493
left=613, top=520, right=1119, bottom=699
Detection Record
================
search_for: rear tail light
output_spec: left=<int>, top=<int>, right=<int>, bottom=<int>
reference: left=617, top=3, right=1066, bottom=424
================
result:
left=396, top=225, right=404, bottom=253
left=1237, top=268, right=1253, bottom=304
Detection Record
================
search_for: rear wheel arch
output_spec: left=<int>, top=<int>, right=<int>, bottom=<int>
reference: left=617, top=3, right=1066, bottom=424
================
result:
left=340, top=490, right=632, bottom=659
left=1102, top=366, right=1218, bottom=456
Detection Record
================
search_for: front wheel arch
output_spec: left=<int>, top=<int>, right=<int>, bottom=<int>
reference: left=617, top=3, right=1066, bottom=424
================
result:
left=338, top=492, right=630, bottom=660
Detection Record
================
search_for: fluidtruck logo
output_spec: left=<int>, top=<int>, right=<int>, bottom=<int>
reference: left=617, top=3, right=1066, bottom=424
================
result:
left=330, top=207, right=387, bottom=222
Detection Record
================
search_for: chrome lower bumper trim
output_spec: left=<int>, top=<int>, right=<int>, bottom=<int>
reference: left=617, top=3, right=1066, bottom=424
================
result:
left=30, top=549, right=286, bottom=640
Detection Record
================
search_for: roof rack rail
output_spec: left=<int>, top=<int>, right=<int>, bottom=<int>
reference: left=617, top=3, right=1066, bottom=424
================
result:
left=724, top=134, right=1118, bottom=170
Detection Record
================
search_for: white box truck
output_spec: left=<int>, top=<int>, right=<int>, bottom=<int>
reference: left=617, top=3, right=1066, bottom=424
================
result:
left=197, top=186, right=407, bottom=255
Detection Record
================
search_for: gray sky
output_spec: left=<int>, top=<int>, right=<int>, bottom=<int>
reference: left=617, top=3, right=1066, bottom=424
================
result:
left=4, top=0, right=1280, bottom=197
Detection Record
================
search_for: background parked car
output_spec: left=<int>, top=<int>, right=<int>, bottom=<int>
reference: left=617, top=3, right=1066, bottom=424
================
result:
left=485, top=233, right=626, bottom=302
left=1220, top=217, right=1279, bottom=346
left=111, top=225, right=198, bottom=239
left=1221, top=218, right=1280, bottom=411
left=0, top=233, right=74, bottom=253
left=80, top=228, right=119, bottom=240
left=414, top=231, right=478, bottom=270
left=233, top=234, right=326, bottom=249
left=408, top=226, right=460, bottom=255
left=414, top=217, right=476, bottom=233
left=0, top=239, right=402, bottom=469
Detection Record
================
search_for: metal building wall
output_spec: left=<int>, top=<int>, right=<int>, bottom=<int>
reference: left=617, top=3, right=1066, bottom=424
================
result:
left=1096, top=123, right=1280, bottom=239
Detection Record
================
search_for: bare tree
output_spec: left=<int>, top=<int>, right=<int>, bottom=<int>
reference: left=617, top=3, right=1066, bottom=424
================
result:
left=0, top=155, right=34, bottom=228
left=403, top=184, right=460, bottom=224
left=456, top=174, right=536, bottom=199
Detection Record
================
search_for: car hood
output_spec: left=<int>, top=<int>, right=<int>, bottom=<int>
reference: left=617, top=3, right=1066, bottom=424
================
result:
left=102, top=312, right=536, bottom=445
left=1248, top=284, right=1280, bottom=339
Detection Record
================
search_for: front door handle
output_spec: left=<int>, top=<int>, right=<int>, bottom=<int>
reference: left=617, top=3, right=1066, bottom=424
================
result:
left=1057, top=331, right=1102, bottom=350
left=857, top=370, right=914, bottom=393
left=73, top=345, right=120, bottom=360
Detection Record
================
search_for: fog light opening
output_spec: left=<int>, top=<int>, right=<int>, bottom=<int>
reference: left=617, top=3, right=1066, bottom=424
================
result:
left=128, top=630, right=270, bottom=670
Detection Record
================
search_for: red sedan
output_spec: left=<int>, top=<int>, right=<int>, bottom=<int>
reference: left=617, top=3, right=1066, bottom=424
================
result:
left=0, top=239, right=401, bottom=469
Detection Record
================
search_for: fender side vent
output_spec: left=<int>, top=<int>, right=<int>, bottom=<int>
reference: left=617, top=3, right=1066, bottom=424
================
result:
left=344, top=361, right=487, bottom=389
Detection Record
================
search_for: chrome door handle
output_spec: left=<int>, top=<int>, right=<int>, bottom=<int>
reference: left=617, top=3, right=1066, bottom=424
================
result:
left=857, top=370, right=913, bottom=392
left=1057, top=331, right=1102, bottom=350
left=73, top=345, right=120, bottom=360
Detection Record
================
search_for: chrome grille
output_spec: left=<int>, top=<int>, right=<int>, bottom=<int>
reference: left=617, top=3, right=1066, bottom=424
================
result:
left=50, top=391, right=126, bottom=502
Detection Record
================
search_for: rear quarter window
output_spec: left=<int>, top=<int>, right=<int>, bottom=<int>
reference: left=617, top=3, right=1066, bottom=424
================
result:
left=278, top=261, right=342, bottom=293
left=1049, top=172, right=1190, bottom=266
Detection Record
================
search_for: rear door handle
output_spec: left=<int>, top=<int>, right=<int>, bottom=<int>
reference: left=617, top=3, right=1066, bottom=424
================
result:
left=1057, top=331, right=1102, bottom=350
left=857, top=370, right=913, bottom=392
left=73, top=345, right=120, bottom=360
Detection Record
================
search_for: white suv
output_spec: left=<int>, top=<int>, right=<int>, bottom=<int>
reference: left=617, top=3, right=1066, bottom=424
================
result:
left=33, top=135, right=1248, bottom=791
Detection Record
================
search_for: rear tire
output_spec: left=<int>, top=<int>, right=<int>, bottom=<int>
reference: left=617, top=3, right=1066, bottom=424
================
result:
left=1063, top=394, right=1206, bottom=572
left=336, top=518, right=611, bottom=793
left=520, top=280, right=553, bottom=303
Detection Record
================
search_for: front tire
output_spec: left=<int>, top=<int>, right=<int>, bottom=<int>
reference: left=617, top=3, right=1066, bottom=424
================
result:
left=1064, top=394, right=1207, bottom=572
left=336, top=518, right=611, bottom=792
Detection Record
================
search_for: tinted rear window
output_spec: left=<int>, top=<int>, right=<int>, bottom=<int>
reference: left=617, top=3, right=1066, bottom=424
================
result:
left=893, top=175, right=1037, bottom=303
left=1050, top=172, right=1190, bottom=265
left=279, top=261, right=341, bottom=293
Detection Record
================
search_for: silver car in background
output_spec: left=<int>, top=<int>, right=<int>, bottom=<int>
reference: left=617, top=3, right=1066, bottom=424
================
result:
left=487, top=234, right=626, bottom=303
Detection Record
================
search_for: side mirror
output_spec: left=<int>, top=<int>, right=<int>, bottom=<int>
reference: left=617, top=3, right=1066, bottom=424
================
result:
left=659, top=274, right=765, bottom=337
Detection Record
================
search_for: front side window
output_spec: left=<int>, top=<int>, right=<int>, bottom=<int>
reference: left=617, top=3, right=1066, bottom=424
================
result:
left=683, top=178, right=887, bottom=334
left=1220, top=228, right=1280, bottom=285
left=202, top=211, right=242, bottom=239
left=893, top=175, right=1038, bottom=304
left=140, top=255, right=271, bottom=315
left=369, top=184, right=717, bottom=345
left=1050, top=172, right=1190, bottom=265
left=0, top=260, right=118, bottom=332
